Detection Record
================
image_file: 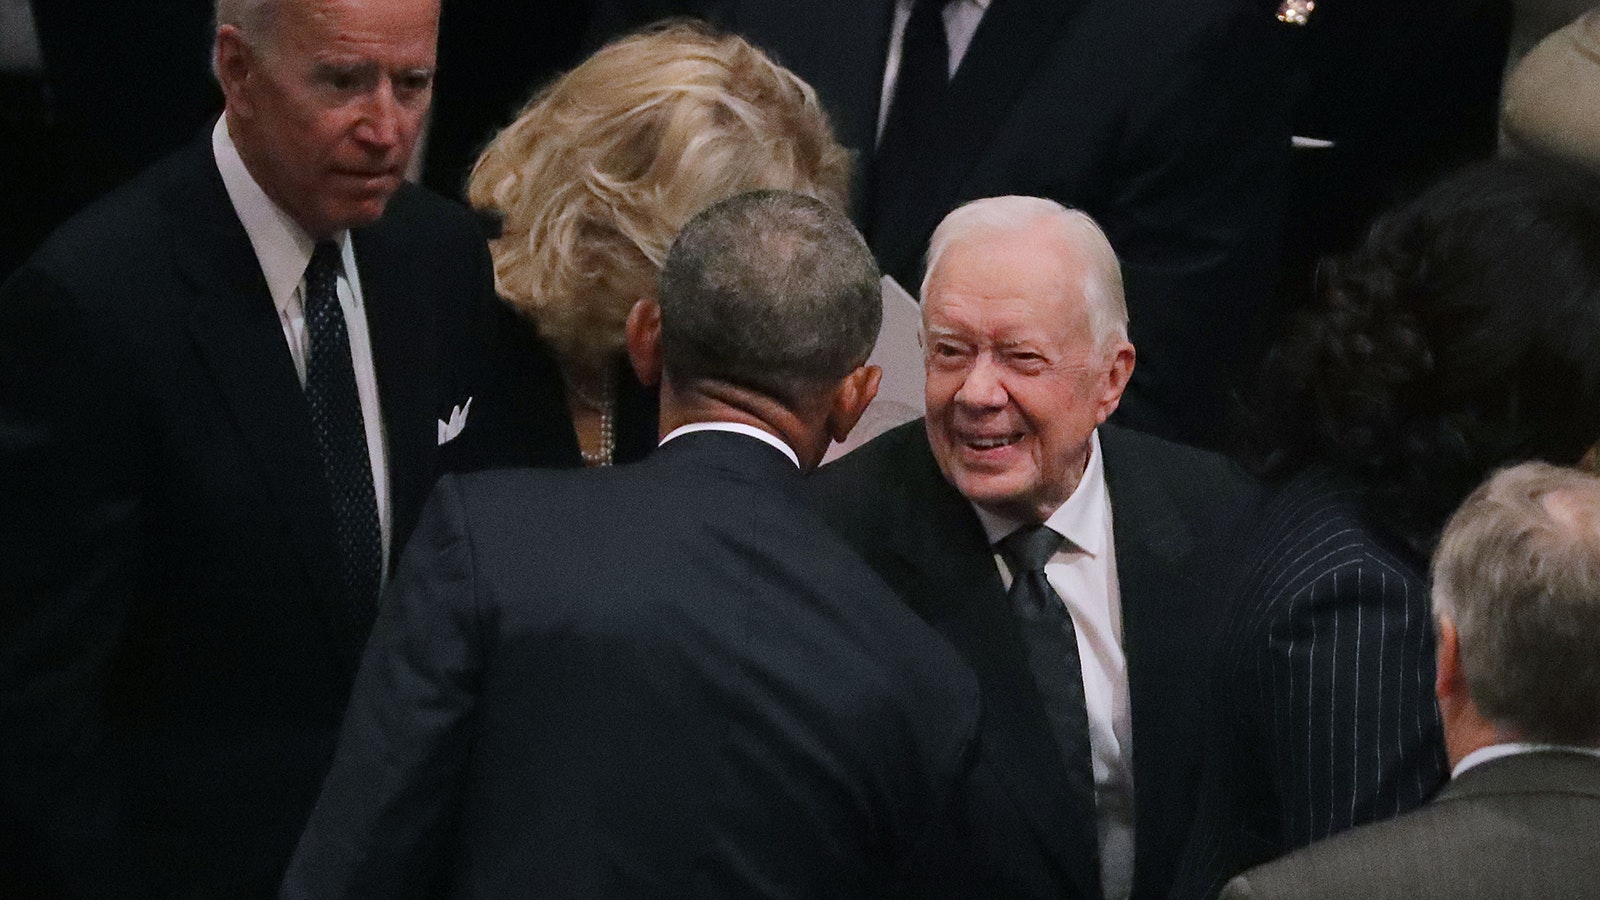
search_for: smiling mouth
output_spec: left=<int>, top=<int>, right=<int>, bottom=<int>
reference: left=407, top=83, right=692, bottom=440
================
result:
left=964, top=433, right=1024, bottom=451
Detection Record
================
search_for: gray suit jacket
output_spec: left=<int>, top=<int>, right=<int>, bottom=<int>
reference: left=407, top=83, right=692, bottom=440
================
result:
left=1220, top=751, right=1600, bottom=899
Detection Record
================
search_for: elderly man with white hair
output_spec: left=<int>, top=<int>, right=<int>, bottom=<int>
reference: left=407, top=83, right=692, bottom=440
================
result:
left=1221, top=461, right=1600, bottom=899
left=814, top=195, right=1262, bottom=900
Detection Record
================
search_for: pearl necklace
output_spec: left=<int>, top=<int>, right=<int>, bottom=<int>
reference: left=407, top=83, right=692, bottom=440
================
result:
left=569, top=376, right=616, bottom=467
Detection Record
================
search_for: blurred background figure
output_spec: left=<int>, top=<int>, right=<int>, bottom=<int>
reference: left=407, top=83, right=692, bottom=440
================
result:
left=1500, top=7, right=1600, bottom=174
left=1265, top=0, right=1510, bottom=339
left=466, top=22, right=851, bottom=468
left=0, top=0, right=219, bottom=280
left=1222, top=461, right=1600, bottom=899
left=1506, top=0, right=1594, bottom=63
left=1176, top=157, right=1600, bottom=898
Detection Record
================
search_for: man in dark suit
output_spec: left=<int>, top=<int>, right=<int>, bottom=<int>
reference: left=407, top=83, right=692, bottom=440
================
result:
left=1220, top=461, right=1600, bottom=899
left=281, top=190, right=981, bottom=898
left=590, top=0, right=1289, bottom=446
left=813, top=196, right=1261, bottom=900
left=0, top=0, right=503, bottom=894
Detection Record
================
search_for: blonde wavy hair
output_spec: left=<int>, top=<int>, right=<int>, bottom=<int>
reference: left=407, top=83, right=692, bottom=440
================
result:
left=467, top=22, right=853, bottom=390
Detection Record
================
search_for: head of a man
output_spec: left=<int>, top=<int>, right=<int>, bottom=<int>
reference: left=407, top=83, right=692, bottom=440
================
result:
left=1432, top=462, right=1600, bottom=754
left=635, top=190, right=881, bottom=466
left=920, top=196, right=1134, bottom=523
left=214, top=0, right=439, bottom=239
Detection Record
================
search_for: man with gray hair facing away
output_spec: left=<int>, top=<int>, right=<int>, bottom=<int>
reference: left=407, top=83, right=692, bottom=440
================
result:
left=1222, top=461, right=1600, bottom=899
left=283, top=190, right=981, bottom=899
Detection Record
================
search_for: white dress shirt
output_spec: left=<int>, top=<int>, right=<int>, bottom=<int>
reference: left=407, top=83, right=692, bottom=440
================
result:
left=1453, top=741, right=1600, bottom=779
left=661, top=422, right=801, bottom=468
left=212, top=117, right=393, bottom=579
left=876, top=0, right=992, bottom=144
left=972, top=430, right=1135, bottom=900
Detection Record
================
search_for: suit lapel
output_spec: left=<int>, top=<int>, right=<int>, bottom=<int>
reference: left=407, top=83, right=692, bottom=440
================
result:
left=887, top=429, right=1092, bottom=891
left=871, top=0, right=1088, bottom=279
left=1100, top=426, right=1214, bottom=894
left=168, top=140, right=348, bottom=664
left=352, top=214, right=438, bottom=565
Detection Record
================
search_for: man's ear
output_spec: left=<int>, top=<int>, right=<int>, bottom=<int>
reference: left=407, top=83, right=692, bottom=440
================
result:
left=826, top=364, right=882, bottom=444
left=1094, top=340, right=1136, bottom=424
left=1435, top=616, right=1466, bottom=704
left=625, top=298, right=663, bottom=388
left=214, top=25, right=254, bottom=116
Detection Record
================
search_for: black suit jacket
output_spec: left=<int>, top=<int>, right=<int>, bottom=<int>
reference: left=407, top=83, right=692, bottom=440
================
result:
left=1220, top=751, right=1600, bottom=899
left=282, top=431, right=981, bottom=898
left=1173, top=468, right=1448, bottom=899
left=0, top=134, right=504, bottom=897
left=811, top=421, right=1262, bottom=899
left=590, top=0, right=1290, bottom=445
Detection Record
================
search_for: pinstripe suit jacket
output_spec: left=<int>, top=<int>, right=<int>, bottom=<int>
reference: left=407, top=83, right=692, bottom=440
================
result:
left=1173, top=468, right=1448, bottom=898
left=1218, top=751, right=1600, bottom=899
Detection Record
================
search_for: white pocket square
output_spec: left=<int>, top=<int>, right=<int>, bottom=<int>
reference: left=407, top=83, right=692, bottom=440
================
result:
left=437, top=397, right=472, bottom=445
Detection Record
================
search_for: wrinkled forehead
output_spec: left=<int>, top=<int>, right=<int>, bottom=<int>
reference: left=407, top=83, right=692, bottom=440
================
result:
left=266, top=0, right=440, bottom=56
left=922, top=234, right=1092, bottom=339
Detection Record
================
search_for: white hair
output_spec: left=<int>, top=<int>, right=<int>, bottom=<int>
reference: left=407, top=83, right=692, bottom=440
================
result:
left=921, top=195, right=1128, bottom=348
left=214, top=0, right=278, bottom=41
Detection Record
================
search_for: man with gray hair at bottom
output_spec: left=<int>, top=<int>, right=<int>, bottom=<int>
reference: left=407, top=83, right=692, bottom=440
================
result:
left=813, top=195, right=1261, bottom=900
left=282, top=190, right=981, bottom=898
left=1222, top=461, right=1600, bottom=899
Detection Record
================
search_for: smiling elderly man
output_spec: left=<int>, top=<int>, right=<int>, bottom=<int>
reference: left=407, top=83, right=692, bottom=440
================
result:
left=814, top=195, right=1261, bottom=900
left=0, top=0, right=505, bottom=894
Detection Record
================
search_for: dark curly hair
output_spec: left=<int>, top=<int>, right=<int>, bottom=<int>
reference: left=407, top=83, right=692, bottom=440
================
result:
left=1243, top=158, right=1600, bottom=557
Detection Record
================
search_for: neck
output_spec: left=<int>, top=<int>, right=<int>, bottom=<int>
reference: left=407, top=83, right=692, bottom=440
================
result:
left=658, top=378, right=822, bottom=470
left=1442, top=695, right=1519, bottom=770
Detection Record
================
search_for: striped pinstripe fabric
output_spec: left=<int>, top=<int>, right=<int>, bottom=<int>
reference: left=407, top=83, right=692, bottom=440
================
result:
left=1172, top=468, right=1448, bottom=899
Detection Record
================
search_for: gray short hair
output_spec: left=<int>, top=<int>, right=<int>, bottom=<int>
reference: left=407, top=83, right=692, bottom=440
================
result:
left=922, top=196, right=1128, bottom=348
left=214, top=0, right=277, bottom=43
left=1432, top=461, right=1600, bottom=745
left=657, top=190, right=882, bottom=407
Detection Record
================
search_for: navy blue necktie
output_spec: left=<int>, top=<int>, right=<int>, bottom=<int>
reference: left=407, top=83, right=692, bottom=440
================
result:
left=304, top=241, right=382, bottom=649
left=998, top=523, right=1103, bottom=899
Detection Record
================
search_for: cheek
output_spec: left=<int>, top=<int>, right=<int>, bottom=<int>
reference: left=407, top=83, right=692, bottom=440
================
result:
left=925, top=371, right=961, bottom=416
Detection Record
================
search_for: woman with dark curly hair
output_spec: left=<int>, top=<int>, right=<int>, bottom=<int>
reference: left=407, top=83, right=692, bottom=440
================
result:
left=1175, top=157, right=1600, bottom=899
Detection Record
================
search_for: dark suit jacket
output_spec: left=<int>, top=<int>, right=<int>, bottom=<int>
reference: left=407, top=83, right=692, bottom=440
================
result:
left=589, top=0, right=1290, bottom=446
left=811, top=421, right=1262, bottom=899
left=1173, top=468, right=1448, bottom=898
left=281, top=431, right=982, bottom=898
left=0, top=134, right=504, bottom=897
left=1220, top=751, right=1600, bottom=899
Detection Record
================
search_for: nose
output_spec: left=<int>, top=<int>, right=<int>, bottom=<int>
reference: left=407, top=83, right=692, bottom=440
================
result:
left=954, top=354, right=1008, bottom=410
left=354, top=80, right=401, bottom=152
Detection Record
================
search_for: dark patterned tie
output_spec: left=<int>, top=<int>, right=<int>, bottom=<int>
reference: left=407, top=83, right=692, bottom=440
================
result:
left=303, top=241, right=382, bottom=650
left=870, top=0, right=954, bottom=242
left=998, top=523, right=1103, bottom=900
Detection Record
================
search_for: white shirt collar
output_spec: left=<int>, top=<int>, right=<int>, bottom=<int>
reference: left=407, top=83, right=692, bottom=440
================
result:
left=212, top=116, right=350, bottom=314
left=973, top=429, right=1108, bottom=556
left=660, top=422, right=801, bottom=468
left=1453, top=741, right=1600, bottom=779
